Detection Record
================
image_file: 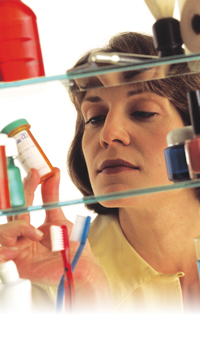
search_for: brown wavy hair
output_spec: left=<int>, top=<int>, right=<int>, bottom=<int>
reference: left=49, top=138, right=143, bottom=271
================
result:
left=67, top=31, right=200, bottom=214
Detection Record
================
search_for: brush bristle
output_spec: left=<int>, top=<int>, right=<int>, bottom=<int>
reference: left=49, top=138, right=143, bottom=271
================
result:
left=50, top=225, right=65, bottom=251
left=70, top=215, right=86, bottom=242
left=177, top=0, right=186, bottom=13
left=144, top=0, right=175, bottom=20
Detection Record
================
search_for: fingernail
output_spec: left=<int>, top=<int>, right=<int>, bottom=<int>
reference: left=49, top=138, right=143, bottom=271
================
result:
left=35, top=228, right=43, bottom=237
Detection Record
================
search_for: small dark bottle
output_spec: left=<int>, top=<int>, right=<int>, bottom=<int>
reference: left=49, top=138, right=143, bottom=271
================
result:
left=0, top=0, right=45, bottom=81
left=164, top=126, right=193, bottom=182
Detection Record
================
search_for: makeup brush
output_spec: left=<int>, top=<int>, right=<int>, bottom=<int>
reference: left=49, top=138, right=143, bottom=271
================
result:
left=144, top=0, right=175, bottom=20
left=177, top=0, right=191, bottom=55
left=143, top=0, right=184, bottom=56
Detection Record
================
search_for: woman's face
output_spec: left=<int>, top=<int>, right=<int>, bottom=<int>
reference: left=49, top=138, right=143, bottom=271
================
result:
left=81, top=82, right=184, bottom=207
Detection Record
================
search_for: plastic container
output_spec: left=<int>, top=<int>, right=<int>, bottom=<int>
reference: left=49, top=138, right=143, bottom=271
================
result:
left=6, top=137, right=25, bottom=207
left=185, top=91, right=200, bottom=179
left=0, top=0, right=45, bottom=81
left=0, top=133, right=11, bottom=209
left=1, top=119, right=54, bottom=183
left=0, top=260, right=32, bottom=313
left=164, top=126, right=193, bottom=182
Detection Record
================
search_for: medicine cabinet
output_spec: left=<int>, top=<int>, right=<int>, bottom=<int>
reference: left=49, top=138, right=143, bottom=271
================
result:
left=1, top=51, right=200, bottom=218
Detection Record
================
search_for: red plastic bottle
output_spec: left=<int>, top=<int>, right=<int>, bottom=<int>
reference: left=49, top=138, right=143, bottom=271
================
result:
left=0, top=0, right=45, bottom=81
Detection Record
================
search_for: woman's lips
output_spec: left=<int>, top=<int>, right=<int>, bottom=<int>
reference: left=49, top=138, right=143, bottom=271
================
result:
left=97, top=159, right=139, bottom=175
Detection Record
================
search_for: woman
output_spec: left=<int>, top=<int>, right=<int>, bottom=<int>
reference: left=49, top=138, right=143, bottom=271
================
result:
left=0, top=32, right=200, bottom=312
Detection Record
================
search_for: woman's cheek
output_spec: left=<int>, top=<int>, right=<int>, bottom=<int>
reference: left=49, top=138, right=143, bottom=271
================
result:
left=82, top=134, right=92, bottom=171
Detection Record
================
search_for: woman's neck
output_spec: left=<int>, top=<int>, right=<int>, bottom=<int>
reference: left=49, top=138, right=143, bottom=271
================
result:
left=118, top=189, right=200, bottom=309
left=118, top=189, right=200, bottom=275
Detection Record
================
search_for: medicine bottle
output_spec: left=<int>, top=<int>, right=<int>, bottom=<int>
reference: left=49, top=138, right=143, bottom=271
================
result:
left=0, top=260, right=32, bottom=313
left=0, top=0, right=45, bottom=81
left=164, top=126, right=193, bottom=182
left=1, top=119, right=54, bottom=183
left=0, top=133, right=11, bottom=209
left=185, top=91, right=200, bottom=179
left=6, top=137, right=25, bottom=207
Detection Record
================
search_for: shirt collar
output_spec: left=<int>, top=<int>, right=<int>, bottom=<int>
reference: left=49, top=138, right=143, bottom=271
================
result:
left=88, top=213, right=184, bottom=293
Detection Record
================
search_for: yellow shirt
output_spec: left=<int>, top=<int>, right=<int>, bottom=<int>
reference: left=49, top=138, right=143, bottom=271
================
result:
left=31, top=283, right=57, bottom=313
left=88, top=214, right=185, bottom=313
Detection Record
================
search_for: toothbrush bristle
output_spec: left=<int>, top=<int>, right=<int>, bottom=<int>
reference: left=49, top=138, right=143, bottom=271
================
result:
left=50, top=225, right=65, bottom=251
left=70, top=215, right=86, bottom=242
left=143, top=0, right=176, bottom=20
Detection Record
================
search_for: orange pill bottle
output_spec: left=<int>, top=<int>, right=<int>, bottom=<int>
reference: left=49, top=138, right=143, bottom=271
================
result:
left=1, top=119, right=54, bottom=183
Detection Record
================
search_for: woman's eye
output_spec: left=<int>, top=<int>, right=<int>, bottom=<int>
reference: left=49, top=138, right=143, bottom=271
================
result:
left=131, top=111, right=158, bottom=120
left=85, top=115, right=106, bottom=126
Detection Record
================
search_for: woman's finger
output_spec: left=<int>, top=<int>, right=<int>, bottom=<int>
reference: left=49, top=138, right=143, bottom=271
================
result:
left=0, top=220, right=43, bottom=247
left=0, top=246, right=20, bottom=264
left=23, top=168, right=40, bottom=204
left=41, top=167, right=67, bottom=223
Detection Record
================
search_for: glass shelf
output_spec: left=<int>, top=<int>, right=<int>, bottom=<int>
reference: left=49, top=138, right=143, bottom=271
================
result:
left=0, top=74, right=72, bottom=105
left=66, top=51, right=200, bottom=91
left=0, top=51, right=200, bottom=93
left=67, top=52, right=199, bottom=78
left=0, top=74, right=72, bottom=90
left=1, top=179, right=200, bottom=217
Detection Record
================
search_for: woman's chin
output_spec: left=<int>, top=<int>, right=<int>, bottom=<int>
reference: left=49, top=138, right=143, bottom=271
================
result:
left=97, top=191, right=139, bottom=209
left=96, top=184, right=177, bottom=209
left=93, top=184, right=140, bottom=208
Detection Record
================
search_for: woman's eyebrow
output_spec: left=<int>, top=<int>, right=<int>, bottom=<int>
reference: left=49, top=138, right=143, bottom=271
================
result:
left=126, top=88, right=144, bottom=97
left=82, top=96, right=102, bottom=103
left=82, top=88, right=146, bottom=103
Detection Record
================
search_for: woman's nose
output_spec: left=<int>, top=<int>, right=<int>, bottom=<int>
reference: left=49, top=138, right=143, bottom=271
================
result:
left=99, top=111, right=130, bottom=148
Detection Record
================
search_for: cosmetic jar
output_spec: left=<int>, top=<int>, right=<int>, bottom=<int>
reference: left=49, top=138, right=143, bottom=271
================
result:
left=185, top=91, right=200, bottom=179
left=164, top=126, right=193, bottom=182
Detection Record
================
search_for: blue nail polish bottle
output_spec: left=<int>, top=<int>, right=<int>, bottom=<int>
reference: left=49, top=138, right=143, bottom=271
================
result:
left=164, top=126, right=193, bottom=182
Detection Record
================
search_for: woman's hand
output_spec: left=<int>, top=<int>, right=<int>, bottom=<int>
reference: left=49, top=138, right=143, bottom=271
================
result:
left=0, top=167, right=110, bottom=310
left=0, top=168, right=66, bottom=286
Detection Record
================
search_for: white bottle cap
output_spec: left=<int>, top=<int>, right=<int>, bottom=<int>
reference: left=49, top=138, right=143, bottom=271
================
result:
left=166, top=125, right=194, bottom=146
left=5, top=137, right=18, bottom=157
left=0, top=261, right=19, bottom=283
left=0, top=133, right=8, bottom=146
